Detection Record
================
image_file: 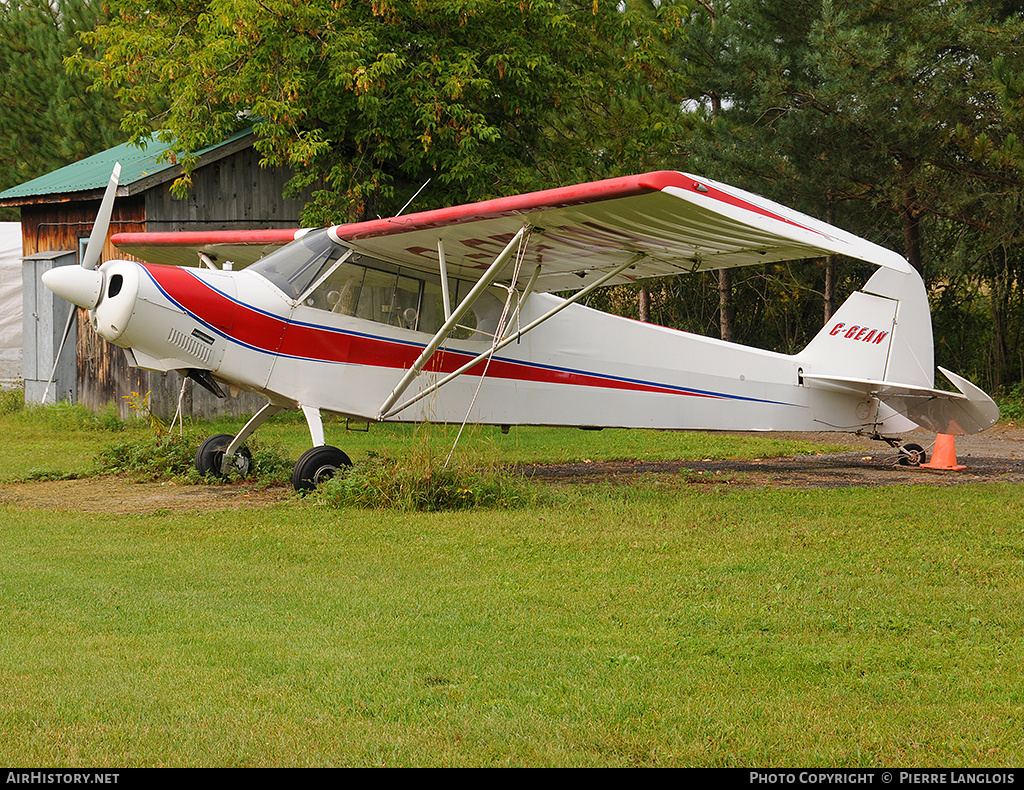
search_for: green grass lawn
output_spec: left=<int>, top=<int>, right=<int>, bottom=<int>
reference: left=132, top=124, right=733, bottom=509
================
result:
left=0, top=399, right=851, bottom=483
left=1, top=401, right=1022, bottom=766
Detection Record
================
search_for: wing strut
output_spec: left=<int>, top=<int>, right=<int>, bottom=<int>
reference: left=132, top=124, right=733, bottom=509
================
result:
left=437, top=238, right=453, bottom=319
left=380, top=252, right=646, bottom=420
left=377, top=225, right=531, bottom=419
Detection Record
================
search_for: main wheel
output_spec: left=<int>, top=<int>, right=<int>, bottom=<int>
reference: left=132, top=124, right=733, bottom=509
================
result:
left=195, top=433, right=253, bottom=478
left=292, top=445, right=352, bottom=491
left=897, top=442, right=928, bottom=467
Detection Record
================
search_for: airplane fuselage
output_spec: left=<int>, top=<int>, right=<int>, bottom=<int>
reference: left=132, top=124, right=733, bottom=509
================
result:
left=90, top=257, right=912, bottom=437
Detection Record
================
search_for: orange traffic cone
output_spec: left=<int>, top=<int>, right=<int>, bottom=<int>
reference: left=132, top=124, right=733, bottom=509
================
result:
left=920, top=434, right=967, bottom=471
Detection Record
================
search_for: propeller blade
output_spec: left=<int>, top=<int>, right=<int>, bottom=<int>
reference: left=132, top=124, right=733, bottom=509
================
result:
left=81, top=162, right=121, bottom=271
left=40, top=304, right=77, bottom=404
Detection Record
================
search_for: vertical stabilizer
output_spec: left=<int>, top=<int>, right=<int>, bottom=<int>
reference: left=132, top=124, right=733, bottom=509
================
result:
left=798, top=267, right=933, bottom=389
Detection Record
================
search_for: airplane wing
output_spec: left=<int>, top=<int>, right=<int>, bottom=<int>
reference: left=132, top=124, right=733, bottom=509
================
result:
left=329, top=171, right=913, bottom=293
left=112, top=171, right=912, bottom=291
left=110, top=228, right=306, bottom=268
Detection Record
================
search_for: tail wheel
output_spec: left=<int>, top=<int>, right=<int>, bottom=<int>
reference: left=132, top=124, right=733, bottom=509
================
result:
left=292, top=445, right=352, bottom=491
left=897, top=442, right=928, bottom=467
left=195, top=433, right=253, bottom=478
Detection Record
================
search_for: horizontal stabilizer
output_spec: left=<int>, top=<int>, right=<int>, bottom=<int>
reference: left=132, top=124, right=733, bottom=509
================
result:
left=803, top=367, right=999, bottom=435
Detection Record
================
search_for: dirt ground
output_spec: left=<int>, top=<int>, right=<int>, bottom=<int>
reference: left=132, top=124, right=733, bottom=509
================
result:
left=516, top=424, right=1024, bottom=489
left=0, top=476, right=294, bottom=515
left=4, top=425, right=1024, bottom=514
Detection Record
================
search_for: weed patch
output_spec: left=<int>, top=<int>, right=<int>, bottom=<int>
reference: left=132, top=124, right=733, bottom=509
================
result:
left=317, top=450, right=539, bottom=511
left=0, top=388, right=24, bottom=416
left=96, top=431, right=201, bottom=480
left=13, top=400, right=128, bottom=432
left=996, top=384, right=1024, bottom=422
left=15, top=468, right=86, bottom=482
left=96, top=430, right=292, bottom=484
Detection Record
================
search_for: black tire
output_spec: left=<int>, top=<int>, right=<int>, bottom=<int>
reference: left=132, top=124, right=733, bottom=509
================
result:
left=292, top=445, right=352, bottom=491
left=897, top=442, right=928, bottom=467
left=195, top=433, right=253, bottom=478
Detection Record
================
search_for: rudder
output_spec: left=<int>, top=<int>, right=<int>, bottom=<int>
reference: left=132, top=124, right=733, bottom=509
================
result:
left=798, top=267, right=933, bottom=389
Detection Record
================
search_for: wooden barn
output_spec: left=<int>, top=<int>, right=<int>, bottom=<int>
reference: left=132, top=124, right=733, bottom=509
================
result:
left=0, top=129, right=311, bottom=419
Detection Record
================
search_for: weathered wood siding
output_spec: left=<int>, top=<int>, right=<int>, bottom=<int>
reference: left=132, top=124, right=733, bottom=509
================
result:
left=144, top=147, right=308, bottom=230
left=18, top=197, right=146, bottom=259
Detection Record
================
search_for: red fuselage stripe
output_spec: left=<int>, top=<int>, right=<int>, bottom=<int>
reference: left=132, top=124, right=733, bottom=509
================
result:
left=142, top=264, right=719, bottom=399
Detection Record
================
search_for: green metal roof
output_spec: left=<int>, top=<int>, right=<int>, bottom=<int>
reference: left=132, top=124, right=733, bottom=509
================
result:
left=0, top=128, right=253, bottom=203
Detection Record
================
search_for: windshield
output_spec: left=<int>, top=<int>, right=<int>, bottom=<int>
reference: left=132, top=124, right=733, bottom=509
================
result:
left=249, top=229, right=349, bottom=299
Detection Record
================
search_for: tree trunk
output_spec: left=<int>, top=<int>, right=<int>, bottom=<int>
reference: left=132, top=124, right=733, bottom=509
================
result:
left=718, top=268, right=734, bottom=342
left=823, top=256, right=837, bottom=322
left=900, top=157, right=925, bottom=276
left=824, top=205, right=837, bottom=321
left=638, top=286, right=650, bottom=323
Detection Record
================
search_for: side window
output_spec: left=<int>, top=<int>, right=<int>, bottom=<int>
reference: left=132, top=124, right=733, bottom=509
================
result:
left=306, top=253, right=502, bottom=338
left=448, top=281, right=503, bottom=340
left=353, top=267, right=399, bottom=323
left=392, top=275, right=422, bottom=329
left=305, top=262, right=365, bottom=313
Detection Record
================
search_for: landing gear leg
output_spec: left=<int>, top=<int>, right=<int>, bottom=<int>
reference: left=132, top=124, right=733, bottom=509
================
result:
left=194, top=402, right=285, bottom=478
left=291, top=404, right=352, bottom=491
left=876, top=435, right=929, bottom=467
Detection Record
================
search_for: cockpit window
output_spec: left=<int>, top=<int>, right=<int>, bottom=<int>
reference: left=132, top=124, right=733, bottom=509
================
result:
left=249, top=229, right=348, bottom=299
left=250, top=229, right=506, bottom=338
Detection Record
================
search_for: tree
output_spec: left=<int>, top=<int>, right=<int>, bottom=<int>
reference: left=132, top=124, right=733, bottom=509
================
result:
left=659, top=0, right=1024, bottom=385
left=73, top=0, right=687, bottom=224
left=0, top=0, right=123, bottom=202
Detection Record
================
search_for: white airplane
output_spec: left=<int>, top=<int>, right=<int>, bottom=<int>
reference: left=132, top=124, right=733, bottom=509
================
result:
left=42, top=167, right=999, bottom=489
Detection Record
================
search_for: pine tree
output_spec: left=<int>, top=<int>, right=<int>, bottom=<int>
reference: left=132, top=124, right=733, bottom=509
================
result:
left=0, top=0, right=123, bottom=199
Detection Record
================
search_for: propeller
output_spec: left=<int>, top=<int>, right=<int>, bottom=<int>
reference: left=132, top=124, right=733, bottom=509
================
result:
left=39, top=162, right=121, bottom=403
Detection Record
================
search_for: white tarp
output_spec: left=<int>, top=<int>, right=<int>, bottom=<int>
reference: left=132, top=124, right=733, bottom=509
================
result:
left=0, top=222, right=23, bottom=387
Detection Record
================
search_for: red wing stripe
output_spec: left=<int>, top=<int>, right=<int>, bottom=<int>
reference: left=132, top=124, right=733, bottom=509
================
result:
left=331, top=172, right=690, bottom=240
left=112, top=228, right=303, bottom=248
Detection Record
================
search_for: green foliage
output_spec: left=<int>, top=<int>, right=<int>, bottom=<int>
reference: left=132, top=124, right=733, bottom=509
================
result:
left=72, top=0, right=686, bottom=223
left=122, top=390, right=166, bottom=435
left=96, top=431, right=203, bottom=480
left=0, top=0, right=124, bottom=213
left=995, top=383, right=1024, bottom=422
left=96, top=428, right=292, bottom=484
left=317, top=449, right=537, bottom=512
left=242, top=438, right=296, bottom=485
left=16, top=468, right=85, bottom=482
left=14, top=400, right=127, bottom=433
left=666, top=0, right=1024, bottom=386
left=0, top=389, right=24, bottom=416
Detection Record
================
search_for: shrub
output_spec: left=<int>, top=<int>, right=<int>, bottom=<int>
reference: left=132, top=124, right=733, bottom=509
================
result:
left=996, top=384, right=1024, bottom=422
left=316, top=450, right=536, bottom=511
left=96, top=431, right=202, bottom=480
left=0, top=388, right=24, bottom=416
left=97, top=429, right=293, bottom=485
